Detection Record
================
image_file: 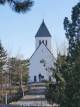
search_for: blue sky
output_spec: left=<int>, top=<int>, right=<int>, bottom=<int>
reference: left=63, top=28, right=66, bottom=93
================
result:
left=0, top=0, right=79, bottom=58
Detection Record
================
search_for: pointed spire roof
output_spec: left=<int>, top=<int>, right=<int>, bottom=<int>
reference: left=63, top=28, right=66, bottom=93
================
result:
left=35, top=20, right=51, bottom=37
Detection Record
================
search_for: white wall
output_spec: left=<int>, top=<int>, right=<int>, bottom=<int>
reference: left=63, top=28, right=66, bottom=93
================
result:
left=35, top=37, right=51, bottom=51
left=29, top=43, right=55, bottom=82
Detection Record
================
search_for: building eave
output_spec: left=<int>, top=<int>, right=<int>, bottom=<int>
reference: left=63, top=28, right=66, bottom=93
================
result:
left=29, top=43, right=55, bottom=61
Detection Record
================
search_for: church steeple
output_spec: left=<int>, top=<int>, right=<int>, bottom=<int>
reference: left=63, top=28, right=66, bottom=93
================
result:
left=35, top=21, right=52, bottom=51
left=35, top=20, right=51, bottom=37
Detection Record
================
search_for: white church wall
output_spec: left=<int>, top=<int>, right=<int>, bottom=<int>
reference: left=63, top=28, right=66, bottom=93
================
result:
left=29, top=43, right=55, bottom=82
left=35, top=37, right=51, bottom=51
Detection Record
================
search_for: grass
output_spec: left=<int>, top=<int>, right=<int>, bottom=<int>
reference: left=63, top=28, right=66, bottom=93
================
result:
left=0, top=85, right=28, bottom=96
left=0, top=85, right=28, bottom=104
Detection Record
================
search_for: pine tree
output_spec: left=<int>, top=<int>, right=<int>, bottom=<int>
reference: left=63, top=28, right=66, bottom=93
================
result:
left=0, top=41, right=7, bottom=102
left=46, top=2, right=80, bottom=107
left=0, top=0, right=33, bottom=13
left=8, top=57, right=29, bottom=97
left=45, top=54, right=67, bottom=106
left=63, top=2, right=80, bottom=107
left=64, top=2, right=80, bottom=61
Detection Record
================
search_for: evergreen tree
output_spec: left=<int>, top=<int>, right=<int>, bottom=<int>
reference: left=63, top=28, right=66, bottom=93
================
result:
left=8, top=57, right=29, bottom=97
left=45, top=54, right=67, bottom=106
left=64, top=2, right=80, bottom=61
left=46, top=2, right=80, bottom=107
left=0, top=41, right=7, bottom=101
left=0, top=0, right=33, bottom=13
left=8, top=57, right=29, bottom=85
left=63, top=2, right=80, bottom=107
left=0, top=42, right=7, bottom=70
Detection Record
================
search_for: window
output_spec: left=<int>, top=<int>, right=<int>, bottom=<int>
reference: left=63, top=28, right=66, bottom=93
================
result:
left=42, top=40, right=44, bottom=44
left=45, top=40, right=47, bottom=46
left=39, top=40, right=41, bottom=45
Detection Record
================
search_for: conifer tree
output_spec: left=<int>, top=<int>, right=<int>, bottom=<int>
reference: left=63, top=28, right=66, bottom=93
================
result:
left=64, top=2, right=80, bottom=61
left=46, top=2, right=80, bottom=107
left=0, top=0, right=33, bottom=13
left=45, top=54, right=66, bottom=106
left=63, top=2, right=80, bottom=107
left=0, top=41, right=7, bottom=101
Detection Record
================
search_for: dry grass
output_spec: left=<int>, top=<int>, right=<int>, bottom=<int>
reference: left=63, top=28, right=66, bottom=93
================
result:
left=0, top=85, right=28, bottom=96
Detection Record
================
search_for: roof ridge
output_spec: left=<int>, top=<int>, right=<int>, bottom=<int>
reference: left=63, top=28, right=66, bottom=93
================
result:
left=30, top=43, right=55, bottom=60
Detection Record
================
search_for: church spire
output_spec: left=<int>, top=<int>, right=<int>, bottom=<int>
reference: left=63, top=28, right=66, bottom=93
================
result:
left=42, top=19, right=44, bottom=23
left=35, top=20, right=51, bottom=37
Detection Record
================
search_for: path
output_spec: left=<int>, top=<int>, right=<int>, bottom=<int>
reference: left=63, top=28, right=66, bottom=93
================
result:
left=11, top=82, right=58, bottom=107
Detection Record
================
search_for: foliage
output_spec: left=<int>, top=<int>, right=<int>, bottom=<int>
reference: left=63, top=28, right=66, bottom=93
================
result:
left=46, top=2, right=80, bottom=107
left=0, top=41, right=7, bottom=72
left=45, top=54, right=66, bottom=106
left=21, top=59, right=29, bottom=84
left=63, top=2, right=80, bottom=107
left=64, top=2, right=80, bottom=61
left=8, top=57, right=29, bottom=85
left=4, top=57, right=29, bottom=103
left=0, top=0, right=33, bottom=13
left=8, top=57, right=19, bottom=85
left=0, top=42, right=29, bottom=103
left=0, top=41, right=7, bottom=99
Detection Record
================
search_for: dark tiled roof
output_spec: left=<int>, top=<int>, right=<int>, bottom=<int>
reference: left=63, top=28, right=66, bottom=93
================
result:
left=35, top=20, right=51, bottom=37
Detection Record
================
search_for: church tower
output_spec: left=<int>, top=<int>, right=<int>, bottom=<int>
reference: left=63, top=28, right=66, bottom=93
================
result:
left=29, top=21, right=54, bottom=82
left=35, top=20, right=52, bottom=51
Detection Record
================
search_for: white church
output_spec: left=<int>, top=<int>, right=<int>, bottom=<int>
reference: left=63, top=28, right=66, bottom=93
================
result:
left=29, top=20, right=55, bottom=82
